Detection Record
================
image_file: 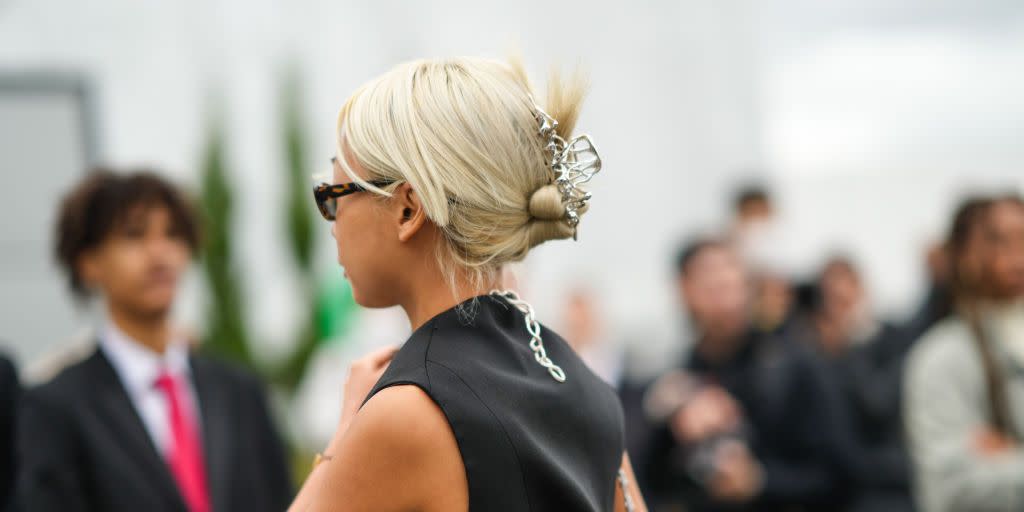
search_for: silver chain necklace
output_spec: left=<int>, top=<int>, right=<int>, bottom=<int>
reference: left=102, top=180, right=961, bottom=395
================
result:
left=491, top=290, right=638, bottom=509
left=489, top=290, right=566, bottom=383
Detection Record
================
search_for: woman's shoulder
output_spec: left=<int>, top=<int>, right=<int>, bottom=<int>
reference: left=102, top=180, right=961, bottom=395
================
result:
left=335, top=385, right=468, bottom=510
left=354, top=386, right=465, bottom=480
left=358, top=385, right=452, bottom=443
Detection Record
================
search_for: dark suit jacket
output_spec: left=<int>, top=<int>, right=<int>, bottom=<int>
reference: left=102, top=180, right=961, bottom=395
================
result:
left=645, top=331, right=860, bottom=512
left=0, top=354, right=19, bottom=510
left=14, top=348, right=293, bottom=512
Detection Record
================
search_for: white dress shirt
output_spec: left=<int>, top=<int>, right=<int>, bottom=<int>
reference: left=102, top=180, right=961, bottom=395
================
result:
left=99, top=323, right=202, bottom=456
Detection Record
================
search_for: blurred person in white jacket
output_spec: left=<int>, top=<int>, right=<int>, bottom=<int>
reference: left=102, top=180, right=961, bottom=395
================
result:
left=905, top=194, right=1024, bottom=512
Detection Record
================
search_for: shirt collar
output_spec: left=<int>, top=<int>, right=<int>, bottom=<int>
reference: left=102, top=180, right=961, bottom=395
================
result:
left=99, top=321, right=192, bottom=395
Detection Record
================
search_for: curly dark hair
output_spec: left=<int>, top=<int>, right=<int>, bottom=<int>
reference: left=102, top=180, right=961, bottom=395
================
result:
left=54, top=169, right=200, bottom=298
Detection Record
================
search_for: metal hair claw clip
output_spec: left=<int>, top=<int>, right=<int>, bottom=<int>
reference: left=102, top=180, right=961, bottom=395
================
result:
left=533, top=104, right=603, bottom=240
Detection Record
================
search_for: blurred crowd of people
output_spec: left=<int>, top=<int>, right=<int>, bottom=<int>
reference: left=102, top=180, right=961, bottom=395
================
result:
left=600, top=186, right=1024, bottom=512
left=0, top=167, right=1021, bottom=512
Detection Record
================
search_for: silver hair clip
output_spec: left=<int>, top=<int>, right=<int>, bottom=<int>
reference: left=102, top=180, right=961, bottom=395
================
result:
left=533, top=104, right=602, bottom=240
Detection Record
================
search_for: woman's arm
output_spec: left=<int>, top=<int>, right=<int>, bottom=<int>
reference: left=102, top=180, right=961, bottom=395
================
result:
left=614, top=452, right=648, bottom=512
left=289, top=346, right=395, bottom=511
left=289, top=384, right=467, bottom=512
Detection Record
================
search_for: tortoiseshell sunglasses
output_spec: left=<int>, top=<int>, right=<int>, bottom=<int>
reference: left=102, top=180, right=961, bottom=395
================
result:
left=313, top=180, right=392, bottom=221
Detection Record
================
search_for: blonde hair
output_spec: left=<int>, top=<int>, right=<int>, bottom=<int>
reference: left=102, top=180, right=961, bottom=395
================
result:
left=336, top=57, right=590, bottom=292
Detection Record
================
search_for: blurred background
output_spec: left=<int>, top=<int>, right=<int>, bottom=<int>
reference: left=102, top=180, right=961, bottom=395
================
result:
left=1, top=0, right=1023, bottom=506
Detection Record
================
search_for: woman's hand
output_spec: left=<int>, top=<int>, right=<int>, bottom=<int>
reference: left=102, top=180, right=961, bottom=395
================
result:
left=340, top=345, right=399, bottom=427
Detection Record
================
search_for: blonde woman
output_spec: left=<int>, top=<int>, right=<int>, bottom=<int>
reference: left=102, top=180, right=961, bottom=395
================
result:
left=288, top=58, right=646, bottom=512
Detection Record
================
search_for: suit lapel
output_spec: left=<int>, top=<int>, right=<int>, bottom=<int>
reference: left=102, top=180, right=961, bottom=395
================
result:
left=87, top=350, right=187, bottom=509
left=191, top=356, right=233, bottom=512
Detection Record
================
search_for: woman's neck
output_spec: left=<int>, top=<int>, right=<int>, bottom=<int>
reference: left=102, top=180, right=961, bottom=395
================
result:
left=400, top=270, right=502, bottom=331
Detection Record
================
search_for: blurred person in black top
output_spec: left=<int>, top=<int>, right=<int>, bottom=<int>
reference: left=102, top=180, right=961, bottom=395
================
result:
left=0, top=352, right=17, bottom=511
left=797, top=257, right=915, bottom=512
left=645, top=237, right=857, bottom=512
left=15, top=170, right=292, bottom=512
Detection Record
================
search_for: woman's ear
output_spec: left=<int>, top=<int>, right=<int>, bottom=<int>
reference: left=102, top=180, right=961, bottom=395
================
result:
left=395, top=183, right=428, bottom=242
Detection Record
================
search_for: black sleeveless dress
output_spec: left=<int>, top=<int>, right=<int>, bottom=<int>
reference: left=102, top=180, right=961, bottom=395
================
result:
left=364, top=294, right=625, bottom=511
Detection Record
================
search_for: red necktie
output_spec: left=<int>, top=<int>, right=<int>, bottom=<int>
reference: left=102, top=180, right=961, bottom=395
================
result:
left=154, top=371, right=212, bottom=512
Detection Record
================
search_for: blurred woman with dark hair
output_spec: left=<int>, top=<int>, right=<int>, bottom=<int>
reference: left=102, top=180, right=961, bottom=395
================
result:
left=904, top=194, right=1024, bottom=512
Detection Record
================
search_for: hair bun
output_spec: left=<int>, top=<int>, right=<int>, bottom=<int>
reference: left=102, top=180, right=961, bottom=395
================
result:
left=528, top=183, right=566, bottom=220
left=525, top=183, right=590, bottom=248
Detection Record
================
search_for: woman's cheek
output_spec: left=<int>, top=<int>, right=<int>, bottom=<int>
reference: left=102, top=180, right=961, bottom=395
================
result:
left=333, top=211, right=353, bottom=263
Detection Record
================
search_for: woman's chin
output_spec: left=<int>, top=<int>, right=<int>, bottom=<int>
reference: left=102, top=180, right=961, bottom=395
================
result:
left=345, top=279, right=370, bottom=307
left=351, top=291, right=389, bottom=309
left=343, top=268, right=396, bottom=308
